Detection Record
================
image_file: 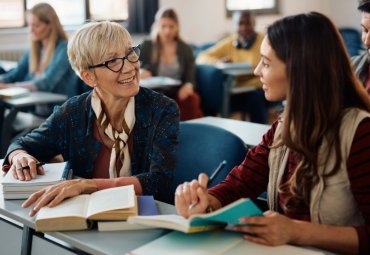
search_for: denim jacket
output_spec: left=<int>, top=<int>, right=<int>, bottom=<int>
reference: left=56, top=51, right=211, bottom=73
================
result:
left=4, top=87, right=179, bottom=201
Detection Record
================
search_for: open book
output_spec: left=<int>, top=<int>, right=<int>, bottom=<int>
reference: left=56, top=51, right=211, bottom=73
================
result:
left=35, top=185, right=137, bottom=232
left=127, top=198, right=262, bottom=233
left=2, top=162, right=70, bottom=199
left=0, top=87, right=30, bottom=99
left=97, top=195, right=158, bottom=231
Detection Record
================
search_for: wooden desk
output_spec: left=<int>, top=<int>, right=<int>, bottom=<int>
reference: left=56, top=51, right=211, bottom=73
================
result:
left=1, top=92, right=67, bottom=157
left=215, top=63, right=257, bottom=117
left=140, top=76, right=181, bottom=90
left=188, top=116, right=270, bottom=147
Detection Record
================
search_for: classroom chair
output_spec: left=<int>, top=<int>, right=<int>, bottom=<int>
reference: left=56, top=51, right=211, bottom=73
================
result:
left=167, top=122, right=247, bottom=204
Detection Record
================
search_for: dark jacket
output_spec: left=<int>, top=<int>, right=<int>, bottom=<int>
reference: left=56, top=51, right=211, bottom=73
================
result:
left=139, top=39, right=196, bottom=87
left=4, top=87, right=179, bottom=201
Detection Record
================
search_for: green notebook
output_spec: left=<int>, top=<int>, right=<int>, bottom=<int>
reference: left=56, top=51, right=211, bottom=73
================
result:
left=127, top=198, right=262, bottom=233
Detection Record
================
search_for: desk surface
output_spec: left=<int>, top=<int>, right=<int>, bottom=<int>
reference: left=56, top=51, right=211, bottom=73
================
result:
left=0, top=60, right=17, bottom=72
left=4, top=91, right=67, bottom=108
left=188, top=116, right=270, bottom=146
left=140, top=76, right=181, bottom=90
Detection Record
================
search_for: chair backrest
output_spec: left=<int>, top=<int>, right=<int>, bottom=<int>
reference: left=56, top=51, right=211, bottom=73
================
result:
left=195, top=64, right=226, bottom=115
left=168, top=122, right=247, bottom=204
left=339, top=27, right=364, bottom=57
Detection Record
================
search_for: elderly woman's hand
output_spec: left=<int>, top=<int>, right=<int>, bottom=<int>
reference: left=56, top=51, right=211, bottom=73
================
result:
left=175, top=173, right=209, bottom=218
left=10, top=152, right=44, bottom=181
left=22, top=179, right=98, bottom=217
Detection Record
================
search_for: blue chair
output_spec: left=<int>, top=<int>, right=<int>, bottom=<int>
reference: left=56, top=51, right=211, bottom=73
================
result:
left=339, top=27, right=364, bottom=57
left=167, top=122, right=248, bottom=204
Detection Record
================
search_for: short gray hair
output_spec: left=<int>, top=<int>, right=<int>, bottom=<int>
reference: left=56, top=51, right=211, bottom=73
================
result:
left=68, top=21, right=132, bottom=77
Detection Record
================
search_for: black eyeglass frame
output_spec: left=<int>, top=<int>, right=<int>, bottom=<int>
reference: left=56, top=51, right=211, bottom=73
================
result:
left=88, top=46, right=140, bottom=73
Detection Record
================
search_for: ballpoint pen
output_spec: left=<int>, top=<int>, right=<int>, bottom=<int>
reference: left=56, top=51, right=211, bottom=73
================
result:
left=188, top=160, right=227, bottom=210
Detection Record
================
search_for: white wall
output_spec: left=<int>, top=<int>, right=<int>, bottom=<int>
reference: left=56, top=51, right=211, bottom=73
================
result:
left=160, top=0, right=361, bottom=44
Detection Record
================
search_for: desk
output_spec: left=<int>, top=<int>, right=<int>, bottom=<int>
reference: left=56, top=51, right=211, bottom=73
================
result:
left=140, top=76, right=181, bottom=90
left=215, top=63, right=257, bottom=117
left=1, top=92, right=67, bottom=157
left=0, top=60, right=17, bottom=72
left=188, top=116, right=270, bottom=147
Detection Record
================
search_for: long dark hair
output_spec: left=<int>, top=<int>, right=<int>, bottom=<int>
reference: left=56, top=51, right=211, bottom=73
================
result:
left=268, top=12, right=370, bottom=207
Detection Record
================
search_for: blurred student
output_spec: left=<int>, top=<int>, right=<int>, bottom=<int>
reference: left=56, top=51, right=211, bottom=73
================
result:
left=353, top=0, right=370, bottom=95
left=2, top=21, right=179, bottom=216
left=0, top=3, right=81, bottom=115
left=197, top=10, right=269, bottom=124
left=176, top=12, right=370, bottom=254
left=139, top=8, right=203, bottom=121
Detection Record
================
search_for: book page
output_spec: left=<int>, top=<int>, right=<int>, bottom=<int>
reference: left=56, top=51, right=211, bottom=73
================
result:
left=36, top=194, right=90, bottom=220
left=2, top=162, right=67, bottom=187
left=127, top=214, right=189, bottom=232
left=86, top=185, right=135, bottom=218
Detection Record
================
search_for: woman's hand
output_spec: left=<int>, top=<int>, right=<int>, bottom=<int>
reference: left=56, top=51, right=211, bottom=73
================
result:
left=178, top=83, right=194, bottom=101
left=22, top=179, right=98, bottom=217
left=175, top=173, right=209, bottom=218
left=139, top=69, right=152, bottom=79
left=233, top=210, right=298, bottom=246
left=10, top=152, right=44, bottom=181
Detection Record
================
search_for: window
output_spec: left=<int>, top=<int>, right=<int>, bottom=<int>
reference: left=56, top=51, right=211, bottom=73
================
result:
left=0, top=0, right=25, bottom=28
left=0, top=0, right=129, bottom=28
left=225, top=0, right=278, bottom=15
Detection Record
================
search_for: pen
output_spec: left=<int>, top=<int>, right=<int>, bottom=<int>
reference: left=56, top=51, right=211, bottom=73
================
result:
left=188, top=160, right=227, bottom=210
left=18, top=162, right=45, bottom=171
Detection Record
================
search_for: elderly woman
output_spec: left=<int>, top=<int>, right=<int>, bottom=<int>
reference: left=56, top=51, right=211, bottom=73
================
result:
left=0, top=3, right=81, bottom=115
left=1, top=21, right=179, bottom=216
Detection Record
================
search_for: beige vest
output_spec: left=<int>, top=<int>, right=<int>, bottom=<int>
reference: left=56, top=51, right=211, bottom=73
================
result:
left=268, top=108, right=368, bottom=226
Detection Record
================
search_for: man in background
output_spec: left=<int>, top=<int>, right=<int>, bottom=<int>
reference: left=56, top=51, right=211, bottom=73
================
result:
left=353, top=0, right=370, bottom=94
left=197, top=11, right=269, bottom=124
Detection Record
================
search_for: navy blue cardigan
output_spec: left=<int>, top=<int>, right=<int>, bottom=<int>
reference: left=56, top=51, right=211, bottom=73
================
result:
left=4, top=87, right=179, bottom=202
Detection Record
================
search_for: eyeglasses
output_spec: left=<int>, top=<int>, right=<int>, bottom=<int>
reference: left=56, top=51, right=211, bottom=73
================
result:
left=88, top=46, right=140, bottom=73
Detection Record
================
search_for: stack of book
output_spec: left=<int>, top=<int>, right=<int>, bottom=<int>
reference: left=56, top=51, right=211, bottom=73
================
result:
left=1, top=162, right=69, bottom=199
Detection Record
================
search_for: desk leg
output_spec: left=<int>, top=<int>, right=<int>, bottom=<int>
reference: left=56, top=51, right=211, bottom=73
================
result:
left=1, top=107, right=17, bottom=157
left=221, top=76, right=233, bottom=118
left=21, top=226, right=35, bottom=255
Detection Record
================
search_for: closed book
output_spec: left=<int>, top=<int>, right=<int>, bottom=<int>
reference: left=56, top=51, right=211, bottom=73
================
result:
left=0, top=87, right=30, bottom=99
left=35, top=185, right=138, bottom=232
left=127, top=198, right=262, bottom=233
left=98, top=195, right=158, bottom=231
left=1, top=162, right=70, bottom=199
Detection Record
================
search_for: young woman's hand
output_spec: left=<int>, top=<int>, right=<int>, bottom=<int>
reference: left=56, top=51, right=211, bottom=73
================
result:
left=233, top=210, right=298, bottom=246
left=175, top=173, right=209, bottom=218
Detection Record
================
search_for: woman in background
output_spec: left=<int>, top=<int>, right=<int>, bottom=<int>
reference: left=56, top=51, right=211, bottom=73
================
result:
left=139, top=8, right=203, bottom=120
left=2, top=21, right=179, bottom=216
left=0, top=3, right=81, bottom=115
left=175, top=12, right=370, bottom=254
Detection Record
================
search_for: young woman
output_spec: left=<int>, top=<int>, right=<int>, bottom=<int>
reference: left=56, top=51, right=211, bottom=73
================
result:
left=139, top=8, right=203, bottom=120
left=2, top=21, right=179, bottom=216
left=175, top=12, right=370, bottom=254
left=0, top=3, right=81, bottom=115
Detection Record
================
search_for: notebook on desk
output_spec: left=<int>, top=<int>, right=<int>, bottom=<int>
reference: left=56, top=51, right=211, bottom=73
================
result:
left=128, top=231, right=325, bottom=255
left=0, top=87, right=30, bottom=99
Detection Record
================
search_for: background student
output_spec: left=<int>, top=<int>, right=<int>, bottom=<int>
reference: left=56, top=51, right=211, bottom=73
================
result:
left=0, top=3, right=81, bottom=115
left=175, top=12, right=370, bottom=254
left=196, top=10, right=269, bottom=124
left=139, top=8, right=203, bottom=121
left=353, top=0, right=370, bottom=95
left=1, top=21, right=179, bottom=216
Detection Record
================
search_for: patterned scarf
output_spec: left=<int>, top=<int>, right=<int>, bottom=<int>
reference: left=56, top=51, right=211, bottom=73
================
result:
left=91, top=89, right=135, bottom=178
